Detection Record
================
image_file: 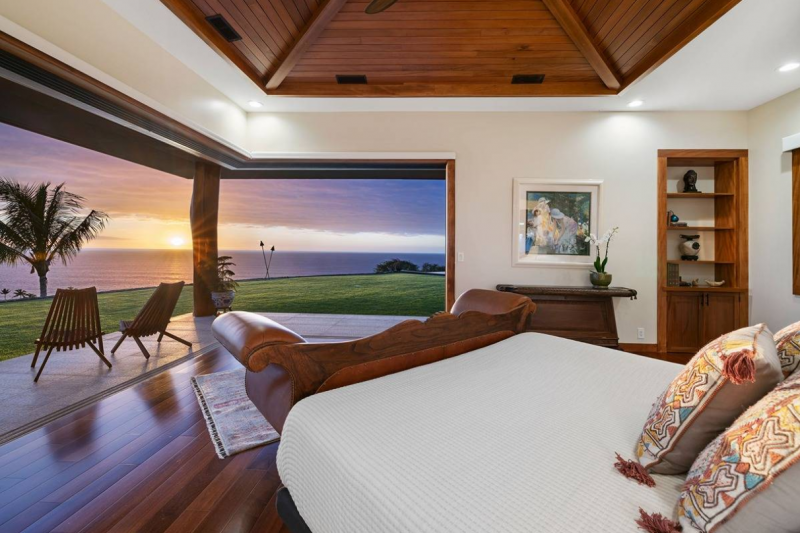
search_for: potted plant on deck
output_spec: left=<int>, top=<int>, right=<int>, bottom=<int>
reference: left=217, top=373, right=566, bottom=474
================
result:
left=586, top=227, right=619, bottom=289
left=210, top=256, right=239, bottom=312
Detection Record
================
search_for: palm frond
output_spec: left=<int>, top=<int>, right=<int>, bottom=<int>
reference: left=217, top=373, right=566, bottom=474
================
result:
left=0, top=241, right=31, bottom=266
left=0, top=219, right=32, bottom=255
left=48, top=209, right=108, bottom=265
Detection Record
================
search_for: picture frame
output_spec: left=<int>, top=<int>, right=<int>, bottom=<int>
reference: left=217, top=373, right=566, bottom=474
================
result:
left=512, top=178, right=603, bottom=268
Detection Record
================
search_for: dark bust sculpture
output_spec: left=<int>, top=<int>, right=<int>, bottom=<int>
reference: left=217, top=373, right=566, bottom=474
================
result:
left=682, top=170, right=700, bottom=193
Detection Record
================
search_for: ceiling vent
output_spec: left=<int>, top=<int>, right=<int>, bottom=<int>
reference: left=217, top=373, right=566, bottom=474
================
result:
left=206, top=15, right=242, bottom=42
left=336, top=74, right=368, bottom=85
left=511, top=74, right=545, bottom=85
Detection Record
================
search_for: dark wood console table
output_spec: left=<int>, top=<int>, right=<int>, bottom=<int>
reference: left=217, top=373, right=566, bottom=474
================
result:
left=496, top=285, right=637, bottom=349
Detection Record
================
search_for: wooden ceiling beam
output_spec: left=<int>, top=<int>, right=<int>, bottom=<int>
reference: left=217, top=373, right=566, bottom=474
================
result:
left=266, top=0, right=350, bottom=91
left=268, top=81, right=616, bottom=97
left=160, top=0, right=266, bottom=89
left=621, top=0, right=742, bottom=90
left=540, top=0, right=621, bottom=90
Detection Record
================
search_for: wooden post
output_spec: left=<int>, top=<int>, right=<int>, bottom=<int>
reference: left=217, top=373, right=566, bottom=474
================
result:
left=191, top=161, right=220, bottom=317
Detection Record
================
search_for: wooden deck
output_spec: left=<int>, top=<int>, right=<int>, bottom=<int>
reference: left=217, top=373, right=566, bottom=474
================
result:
left=0, top=344, right=290, bottom=533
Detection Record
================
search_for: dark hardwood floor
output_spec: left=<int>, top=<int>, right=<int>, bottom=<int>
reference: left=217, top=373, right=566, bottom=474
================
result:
left=0, top=338, right=691, bottom=532
left=0, top=346, right=289, bottom=533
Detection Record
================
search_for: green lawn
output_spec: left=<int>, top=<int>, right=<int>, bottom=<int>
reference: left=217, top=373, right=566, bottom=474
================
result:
left=0, top=273, right=444, bottom=361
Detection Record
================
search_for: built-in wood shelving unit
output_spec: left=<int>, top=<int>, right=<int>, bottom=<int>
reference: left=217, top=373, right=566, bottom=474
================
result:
left=657, top=149, right=749, bottom=354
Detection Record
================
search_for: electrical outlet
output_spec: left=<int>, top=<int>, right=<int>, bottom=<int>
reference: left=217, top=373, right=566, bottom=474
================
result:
left=637, top=327, right=645, bottom=340
left=457, top=252, right=465, bottom=262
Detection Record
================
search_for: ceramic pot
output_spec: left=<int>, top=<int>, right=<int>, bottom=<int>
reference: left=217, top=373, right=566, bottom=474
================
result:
left=211, top=290, right=236, bottom=310
left=590, top=272, right=612, bottom=289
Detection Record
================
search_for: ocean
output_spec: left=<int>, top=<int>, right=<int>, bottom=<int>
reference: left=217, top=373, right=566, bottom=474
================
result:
left=0, top=250, right=446, bottom=294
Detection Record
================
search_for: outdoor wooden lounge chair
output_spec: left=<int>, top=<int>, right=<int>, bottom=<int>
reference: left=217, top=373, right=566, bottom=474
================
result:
left=32, top=287, right=110, bottom=383
left=111, top=281, right=191, bottom=359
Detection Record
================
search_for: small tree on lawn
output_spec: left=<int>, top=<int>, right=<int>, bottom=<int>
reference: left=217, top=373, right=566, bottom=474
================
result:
left=0, top=288, right=9, bottom=300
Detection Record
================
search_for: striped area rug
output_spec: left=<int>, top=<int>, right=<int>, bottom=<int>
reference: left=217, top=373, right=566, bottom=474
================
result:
left=191, top=367, right=280, bottom=459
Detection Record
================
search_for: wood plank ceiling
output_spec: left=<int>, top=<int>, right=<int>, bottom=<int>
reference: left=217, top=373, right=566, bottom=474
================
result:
left=161, top=0, right=741, bottom=97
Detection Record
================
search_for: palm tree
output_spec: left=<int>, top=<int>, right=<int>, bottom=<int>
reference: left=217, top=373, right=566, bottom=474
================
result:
left=1, top=288, right=9, bottom=300
left=0, top=179, right=108, bottom=297
left=13, top=289, right=27, bottom=299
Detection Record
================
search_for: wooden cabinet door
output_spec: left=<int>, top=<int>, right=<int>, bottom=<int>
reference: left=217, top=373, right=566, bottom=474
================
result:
left=702, top=293, right=739, bottom=345
left=666, top=293, right=703, bottom=353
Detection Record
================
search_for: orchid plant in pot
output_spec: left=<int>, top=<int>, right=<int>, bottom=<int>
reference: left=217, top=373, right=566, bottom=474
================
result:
left=585, top=227, right=619, bottom=289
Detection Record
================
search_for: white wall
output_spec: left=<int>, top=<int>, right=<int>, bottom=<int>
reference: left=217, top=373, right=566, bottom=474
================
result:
left=248, top=112, right=748, bottom=343
left=748, top=87, right=800, bottom=332
left=0, top=0, right=248, bottom=150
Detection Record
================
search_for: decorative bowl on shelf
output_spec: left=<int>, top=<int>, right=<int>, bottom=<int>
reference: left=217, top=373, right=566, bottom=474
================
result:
left=704, top=280, right=726, bottom=287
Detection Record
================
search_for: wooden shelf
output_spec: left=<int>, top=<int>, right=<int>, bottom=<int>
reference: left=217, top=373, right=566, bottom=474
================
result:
left=662, top=286, right=746, bottom=293
left=667, top=260, right=734, bottom=265
left=666, top=226, right=733, bottom=231
left=667, top=193, right=734, bottom=198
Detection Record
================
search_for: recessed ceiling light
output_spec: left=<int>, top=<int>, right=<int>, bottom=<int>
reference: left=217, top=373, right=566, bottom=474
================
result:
left=627, top=100, right=644, bottom=108
left=248, top=100, right=263, bottom=108
left=778, top=62, right=800, bottom=73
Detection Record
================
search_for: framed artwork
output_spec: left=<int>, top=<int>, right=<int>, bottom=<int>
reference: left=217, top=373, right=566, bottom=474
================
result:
left=512, top=179, right=602, bottom=267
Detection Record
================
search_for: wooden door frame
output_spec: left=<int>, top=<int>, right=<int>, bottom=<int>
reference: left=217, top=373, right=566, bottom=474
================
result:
left=191, top=158, right=456, bottom=316
left=793, top=149, right=800, bottom=295
left=446, top=160, right=456, bottom=311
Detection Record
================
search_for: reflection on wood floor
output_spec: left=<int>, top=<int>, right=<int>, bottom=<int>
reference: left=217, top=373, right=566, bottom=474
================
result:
left=0, top=345, right=290, bottom=533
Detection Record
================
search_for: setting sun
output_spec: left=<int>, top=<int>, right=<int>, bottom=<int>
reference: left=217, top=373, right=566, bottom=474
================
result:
left=169, top=236, right=186, bottom=247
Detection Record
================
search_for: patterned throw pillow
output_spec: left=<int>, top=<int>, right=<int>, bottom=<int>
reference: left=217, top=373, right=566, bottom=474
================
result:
left=678, top=371, right=800, bottom=532
left=774, top=321, right=800, bottom=378
left=636, top=324, right=781, bottom=474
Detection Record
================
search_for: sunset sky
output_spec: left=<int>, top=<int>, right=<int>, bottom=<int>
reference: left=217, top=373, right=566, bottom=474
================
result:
left=0, top=123, right=445, bottom=253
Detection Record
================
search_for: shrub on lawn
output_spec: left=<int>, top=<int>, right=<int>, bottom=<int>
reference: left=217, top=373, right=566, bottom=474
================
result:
left=375, top=259, right=419, bottom=273
left=421, top=263, right=445, bottom=272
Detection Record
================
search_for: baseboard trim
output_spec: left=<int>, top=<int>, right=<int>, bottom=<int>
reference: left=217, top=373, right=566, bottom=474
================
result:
left=619, top=343, right=658, bottom=354
left=0, top=341, right=221, bottom=446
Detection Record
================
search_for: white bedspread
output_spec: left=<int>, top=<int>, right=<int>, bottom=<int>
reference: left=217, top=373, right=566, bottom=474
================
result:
left=277, top=333, right=685, bottom=533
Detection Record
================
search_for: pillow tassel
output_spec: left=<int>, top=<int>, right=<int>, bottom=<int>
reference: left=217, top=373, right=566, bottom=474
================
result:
left=722, top=351, right=756, bottom=385
left=614, top=453, right=655, bottom=487
left=635, top=508, right=682, bottom=533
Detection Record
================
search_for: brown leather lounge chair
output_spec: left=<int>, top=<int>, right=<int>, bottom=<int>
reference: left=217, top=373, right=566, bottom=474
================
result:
left=212, top=289, right=536, bottom=434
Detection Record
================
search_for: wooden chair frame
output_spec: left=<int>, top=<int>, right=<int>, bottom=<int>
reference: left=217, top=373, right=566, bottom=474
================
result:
left=111, top=281, right=191, bottom=359
left=32, top=287, right=109, bottom=382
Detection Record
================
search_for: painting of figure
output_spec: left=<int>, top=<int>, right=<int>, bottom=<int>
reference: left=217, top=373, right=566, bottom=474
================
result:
left=525, top=191, right=591, bottom=256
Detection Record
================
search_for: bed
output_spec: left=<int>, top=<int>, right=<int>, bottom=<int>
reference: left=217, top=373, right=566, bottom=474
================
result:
left=275, top=333, right=684, bottom=533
